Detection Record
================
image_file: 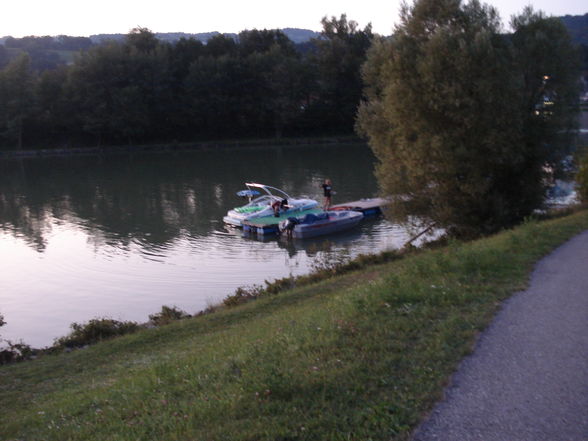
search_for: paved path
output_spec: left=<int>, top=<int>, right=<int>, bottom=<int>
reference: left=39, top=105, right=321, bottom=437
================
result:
left=412, top=231, right=588, bottom=441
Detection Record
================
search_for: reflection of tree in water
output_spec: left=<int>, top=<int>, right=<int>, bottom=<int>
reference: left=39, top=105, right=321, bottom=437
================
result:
left=276, top=228, right=364, bottom=259
left=0, top=145, right=377, bottom=253
left=0, top=198, right=52, bottom=252
left=0, top=155, right=223, bottom=252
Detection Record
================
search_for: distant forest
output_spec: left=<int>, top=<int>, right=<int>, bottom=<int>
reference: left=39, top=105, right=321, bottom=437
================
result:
left=0, top=14, right=586, bottom=150
left=560, top=14, right=588, bottom=46
left=0, top=18, right=371, bottom=150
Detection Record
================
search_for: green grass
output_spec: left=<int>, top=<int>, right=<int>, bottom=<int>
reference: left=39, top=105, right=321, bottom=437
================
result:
left=1, top=211, right=588, bottom=440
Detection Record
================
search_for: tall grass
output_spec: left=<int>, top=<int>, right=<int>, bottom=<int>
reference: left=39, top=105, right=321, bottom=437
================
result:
left=1, top=211, right=587, bottom=440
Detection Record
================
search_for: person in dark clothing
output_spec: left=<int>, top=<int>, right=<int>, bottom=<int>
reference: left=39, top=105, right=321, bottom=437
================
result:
left=283, top=216, right=299, bottom=238
left=322, top=179, right=332, bottom=210
left=272, top=198, right=288, bottom=217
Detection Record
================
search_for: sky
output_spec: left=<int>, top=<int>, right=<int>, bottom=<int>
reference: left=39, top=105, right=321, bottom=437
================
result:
left=1, top=0, right=586, bottom=38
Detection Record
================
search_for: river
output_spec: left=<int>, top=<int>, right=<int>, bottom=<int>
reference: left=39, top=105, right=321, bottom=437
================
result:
left=0, top=143, right=423, bottom=347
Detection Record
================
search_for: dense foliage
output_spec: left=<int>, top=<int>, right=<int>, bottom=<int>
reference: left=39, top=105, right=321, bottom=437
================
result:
left=576, top=153, right=588, bottom=202
left=357, top=0, right=580, bottom=237
left=0, top=19, right=373, bottom=150
left=53, top=318, right=141, bottom=348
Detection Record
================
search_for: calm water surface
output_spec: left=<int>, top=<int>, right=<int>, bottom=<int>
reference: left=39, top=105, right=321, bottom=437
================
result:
left=0, top=143, right=423, bottom=347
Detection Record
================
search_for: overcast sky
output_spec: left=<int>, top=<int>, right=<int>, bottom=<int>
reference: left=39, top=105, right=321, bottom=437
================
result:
left=1, top=0, right=585, bottom=38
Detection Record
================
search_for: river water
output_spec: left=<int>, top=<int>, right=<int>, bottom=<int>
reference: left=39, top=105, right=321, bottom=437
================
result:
left=0, top=143, right=423, bottom=347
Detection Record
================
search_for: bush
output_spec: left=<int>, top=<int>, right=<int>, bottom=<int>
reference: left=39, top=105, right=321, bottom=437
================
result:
left=0, top=314, right=36, bottom=364
left=148, top=305, right=191, bottom=326
left=0, top=341, right=34, bottom=365
left=222, top=250, right=404, bottom=310
left=576, top=152, right=588, bottom=202
left=223, top=285, right=265, bottom=307
left=53, top=318, right=140, bottom=348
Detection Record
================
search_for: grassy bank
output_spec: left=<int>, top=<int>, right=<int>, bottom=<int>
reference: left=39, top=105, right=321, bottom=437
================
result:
left=1, top=210, right=587, bottom=440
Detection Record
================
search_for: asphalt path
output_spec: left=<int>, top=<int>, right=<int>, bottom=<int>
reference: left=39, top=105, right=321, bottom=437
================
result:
left=412, top=230, right=588, bottom=441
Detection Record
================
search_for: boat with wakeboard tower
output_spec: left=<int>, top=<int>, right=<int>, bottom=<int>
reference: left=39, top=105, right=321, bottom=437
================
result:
left=223, top=183, right=319, bottom=227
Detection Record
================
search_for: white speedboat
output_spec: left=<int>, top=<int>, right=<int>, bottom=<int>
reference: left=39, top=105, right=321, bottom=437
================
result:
left=279, top=210, right=364, bottom=239
left=223, top=183, right=319, bottom=227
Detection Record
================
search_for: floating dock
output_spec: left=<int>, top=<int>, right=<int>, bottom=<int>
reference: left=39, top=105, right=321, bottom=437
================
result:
left=329, top=197, right=390, bottom=217
left=241, top=198, right=389, bottom=236
left=242, top=208, right=323, bottom=235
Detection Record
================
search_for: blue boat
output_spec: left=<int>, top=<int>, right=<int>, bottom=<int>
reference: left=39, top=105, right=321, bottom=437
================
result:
left=279, top=210, right=364, bottom=239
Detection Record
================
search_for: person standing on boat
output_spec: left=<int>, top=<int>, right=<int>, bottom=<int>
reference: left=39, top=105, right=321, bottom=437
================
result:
left=322, top=179, right=333, bottom=210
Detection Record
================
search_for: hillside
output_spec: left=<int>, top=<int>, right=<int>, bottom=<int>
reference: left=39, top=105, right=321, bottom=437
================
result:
left=89, top=28, right=320, bottom=45
left=560, top=13, right=588, bottom=46
left=1, top=210, right=587, bottom=440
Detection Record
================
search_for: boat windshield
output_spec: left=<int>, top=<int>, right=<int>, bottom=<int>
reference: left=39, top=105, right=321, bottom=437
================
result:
left=248, top=195, right=280, bottom=206
left=245, top=183, right=292, bottom=201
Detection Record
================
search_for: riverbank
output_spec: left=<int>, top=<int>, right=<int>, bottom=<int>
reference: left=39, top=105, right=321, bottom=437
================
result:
left=0, top=135, right=364, bottom=159
left=1, top=209, right=587, bottom=440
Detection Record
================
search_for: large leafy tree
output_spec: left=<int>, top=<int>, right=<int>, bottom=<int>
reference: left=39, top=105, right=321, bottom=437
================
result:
left=312, top=15, right=374, bottom=132
left=237, top=30, right=307, bottom=138
left=33, top=67, right=72, bottom=145
left=0, top=54, right=35, bottom=149
left=185, top=54, right=246, bottom=138
left=357, top=0, right=579, bottom=237
left=66, top=28, right=172, bottom=145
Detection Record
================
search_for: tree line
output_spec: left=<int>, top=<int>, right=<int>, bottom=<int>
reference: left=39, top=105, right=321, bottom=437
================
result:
left=0, top=16, right=373, bottom=150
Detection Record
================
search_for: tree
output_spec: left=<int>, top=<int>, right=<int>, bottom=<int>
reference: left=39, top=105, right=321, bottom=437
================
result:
left=510, top=8, right=581, bottom=177
left=311, top=14, right=373, bottom=132
left=238, top=29, right=295, bottom=57
left=0, top=54, right=35, bottom=149
left=237, top=30, right=307, bottom=137
left=185, top=54, right=245, bottom=138
left=0, top=313, right=4, bottom=347
left=357, top=0, right=580, bottom=237
left=34, top=66, right=72, bottom=146
left=0, top=45, right=9, bottom=69
left=125, top=27, right=159, bottom=54
left=205, top=34, right=238, bottom=57
left=576, top=153, right=588, bottom=202
left=66, top=42, right=152, bottom=145
left=65, top=28, right=174, bottom=146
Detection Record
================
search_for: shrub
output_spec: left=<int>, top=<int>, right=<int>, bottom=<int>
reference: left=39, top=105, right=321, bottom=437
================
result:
left=0, top=341, right=34, bottom=365
left=148, top=305, right=191, bottom=326
left=576, top=152, right=588, bottom=202
left=53, top=318, right=140, bottom=348
left=0, top=314, right=37, bottom=365
left=222, top=250, right=404, bottom=310
left=223, top=285, right=265, bottom=307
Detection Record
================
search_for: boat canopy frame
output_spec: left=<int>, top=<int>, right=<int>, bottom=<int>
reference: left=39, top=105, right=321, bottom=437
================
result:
left=245, top=183, right=292, bottom=201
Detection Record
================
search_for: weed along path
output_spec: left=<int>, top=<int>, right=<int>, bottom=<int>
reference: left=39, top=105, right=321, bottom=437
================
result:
left=412, top=230, right=588, bottom=441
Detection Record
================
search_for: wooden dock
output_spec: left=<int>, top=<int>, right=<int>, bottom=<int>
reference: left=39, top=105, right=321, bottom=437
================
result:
left=241, top=198, right=389, bottom=236
left=329, top=197, right=390, bottom=217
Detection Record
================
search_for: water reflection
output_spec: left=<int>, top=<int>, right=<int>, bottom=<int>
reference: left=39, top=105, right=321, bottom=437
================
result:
left=0, top=144, right=414, bottom=347
left=1, top=145, right=377, bottom=251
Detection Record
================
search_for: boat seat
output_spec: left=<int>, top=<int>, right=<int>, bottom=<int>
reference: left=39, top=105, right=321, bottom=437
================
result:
left=301, top=212, right=329, bottom=223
